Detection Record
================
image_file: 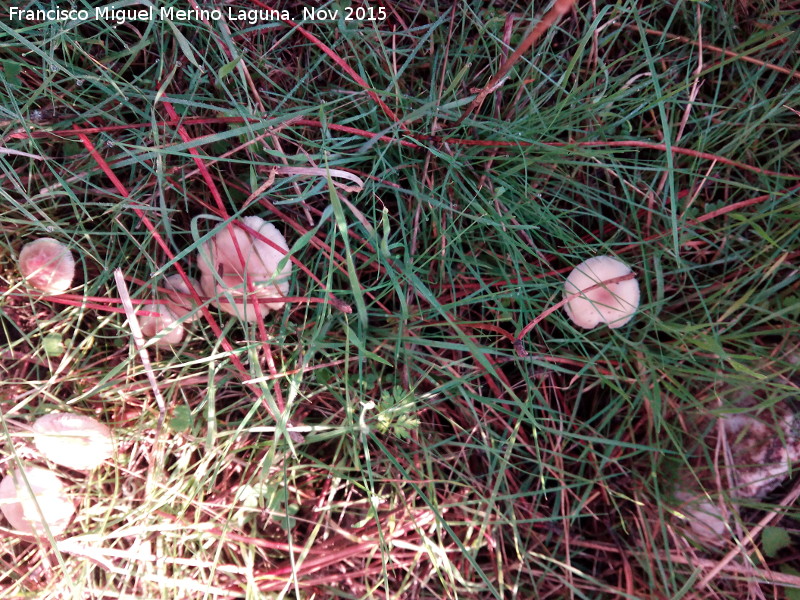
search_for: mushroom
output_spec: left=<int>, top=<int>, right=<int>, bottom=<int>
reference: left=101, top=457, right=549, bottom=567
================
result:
left=18, top=237, right=75, bottom=294
left=673, top=391, right=800, bottom=546
left=197, top=216, right=292, bottom=322
left=0, top=467, right=75, bottom=536
left=32, top=412, right=114, bottom=471
left=139, top=303, right=184, bottom=347
left=163, top=274, right=201, bottom=322
left=721, top=409, right=800, bottom=499
left=673, top=491, right=727, bottom=545
left=563, top=255, right=640, bottom=329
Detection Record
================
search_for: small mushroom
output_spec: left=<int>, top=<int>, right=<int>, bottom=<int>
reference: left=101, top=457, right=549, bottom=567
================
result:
left=563, top=255, right=640, bottom=329
left=0, top=467, right=75, bottom=536
left=139, top=303, right=184, bottom=347
left=18, top=237, right=75, bottom=294
left=197, top=216, right=292, bottom=322
left=163, top=274, right=201, bottom=322
left=32, top=412, right=114, bottom=471
left=673, top=491, right=727, bottom=545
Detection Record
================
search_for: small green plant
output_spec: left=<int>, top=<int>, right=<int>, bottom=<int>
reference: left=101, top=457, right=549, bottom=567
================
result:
left=42, top=332, right=65, bottom=356
left=373, top=385, right=421, bottom=440
left=761, top=526, right=792, bottom=558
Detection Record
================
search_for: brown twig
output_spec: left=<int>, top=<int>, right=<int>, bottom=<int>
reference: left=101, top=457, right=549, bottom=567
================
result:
left=452, top=0, right=577, bottom=127
left=630, top=25, right=800, bottom=81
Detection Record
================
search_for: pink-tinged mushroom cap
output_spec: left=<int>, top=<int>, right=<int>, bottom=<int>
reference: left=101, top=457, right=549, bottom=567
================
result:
left=32, top=412, right=114, bottom=471
left=18, top=237, right=75, bottom=294
left=139, top=303, right=184, bottom=347
left=163, top=274, right=201, bottom=323
left=197, top=216, right=292, bottom=322
left=563, top=255, right=640, bottom=329
left=0, top=467, right=75, bottom=536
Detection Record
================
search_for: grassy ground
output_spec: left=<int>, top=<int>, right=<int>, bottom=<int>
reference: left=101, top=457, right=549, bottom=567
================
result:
left=1, top=0, right=800, bottom=598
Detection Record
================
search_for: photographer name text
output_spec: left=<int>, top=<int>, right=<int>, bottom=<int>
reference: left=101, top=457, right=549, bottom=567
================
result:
left=9, top=6, right=387, bottom=26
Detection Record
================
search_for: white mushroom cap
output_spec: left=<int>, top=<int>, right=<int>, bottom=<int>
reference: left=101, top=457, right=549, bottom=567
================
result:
left=197, top=216, right=292, bottom=322
left=32, top=412, right=114, bottom=471
left=163, top=274, right=201, bottom=323
left=722, top=411, right=800, bottom=499
left=674, top=490, right=727, bottom=544
left=139, top=303, right=184, bottom=347
left=18, top=237, right=75, bottom=294
left=0, top=467, right=75, bottom=536
left=563, top=255, right=640, bottom=329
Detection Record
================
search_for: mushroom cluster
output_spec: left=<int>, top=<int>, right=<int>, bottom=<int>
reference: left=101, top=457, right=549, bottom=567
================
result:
left=197, top=216, right=292, bottom=322
left=8, top=238, right=123, bottom=536
left=0, top=413, right=114, bottom=536
left=8, top=218, right=290, bottom=536
left=673, top=393, right=800, bottom=545
left=16, top=218, right=292, bottom=350
left=133, top=216, right=291, bottom=348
